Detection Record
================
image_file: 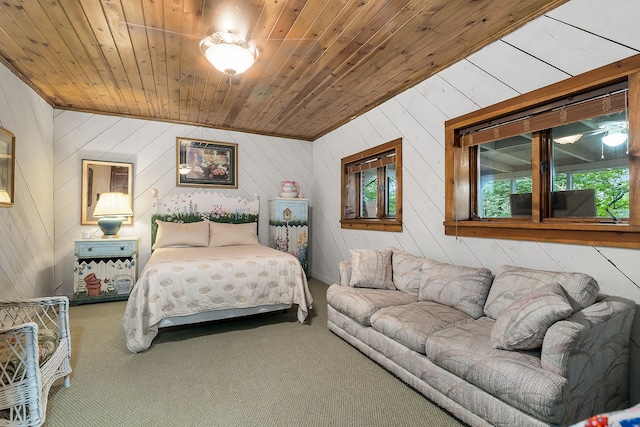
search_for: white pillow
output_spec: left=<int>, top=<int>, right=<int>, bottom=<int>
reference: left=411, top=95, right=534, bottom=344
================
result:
left=209, top=222, right=259, bottom=247
left=349, top=248, right=395, bottom=290
left=153, top=220, right=210, bottom=249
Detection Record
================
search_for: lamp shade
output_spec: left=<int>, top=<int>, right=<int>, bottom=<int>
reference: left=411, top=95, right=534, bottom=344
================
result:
left=93, top=192, right=133, bottom=217
left=93, top=192, right=132, bottom=238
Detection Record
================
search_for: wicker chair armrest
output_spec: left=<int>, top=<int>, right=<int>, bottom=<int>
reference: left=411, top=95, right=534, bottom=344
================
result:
left=0, top=297, right=70, bottom=352
left=0, top=296, right=69, bottom=311
left=0, top=321, right=40, bottom=385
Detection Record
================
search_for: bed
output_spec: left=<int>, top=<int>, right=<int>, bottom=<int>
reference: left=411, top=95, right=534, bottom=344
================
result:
left=120, top=191, right=313, bottom=353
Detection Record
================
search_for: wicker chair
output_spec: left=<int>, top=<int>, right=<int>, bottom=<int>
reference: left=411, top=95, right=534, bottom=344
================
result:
left=0, top=297, right=72, bottom=426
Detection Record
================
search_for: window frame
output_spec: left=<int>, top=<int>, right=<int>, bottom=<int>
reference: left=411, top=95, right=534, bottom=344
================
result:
left=444, top=55, right=640, bottom=248
left=341, top=138, right=403, bottom=232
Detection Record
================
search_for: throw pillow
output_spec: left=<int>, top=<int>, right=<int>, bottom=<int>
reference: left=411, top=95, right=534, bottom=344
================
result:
left=419, top=263, right=493, bottom=319
left=491, top=282, right=573, bottom=351
left=349, top=248, right=395, bottom=290
left=484, top=265, right=599, bottom=319
left=153, top=220, right=210, bottom=249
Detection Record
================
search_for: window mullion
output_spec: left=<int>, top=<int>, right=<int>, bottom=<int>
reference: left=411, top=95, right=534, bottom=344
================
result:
left=531, top=132, right=542, bottom=223
left=536, top=131, right=552, bottom=221
left=377, top=167, right=385, bottom=219
left=628, top=71, right=640, bottom=226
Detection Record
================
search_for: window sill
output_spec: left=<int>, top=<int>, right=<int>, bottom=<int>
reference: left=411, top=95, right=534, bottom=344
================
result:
left=341, top=219, right=402, bottom=232
left=444, top=220, right=640, bottom=248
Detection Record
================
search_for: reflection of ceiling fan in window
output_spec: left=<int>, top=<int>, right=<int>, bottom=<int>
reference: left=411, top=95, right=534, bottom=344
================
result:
left=554, top=119, right=628, bottom=147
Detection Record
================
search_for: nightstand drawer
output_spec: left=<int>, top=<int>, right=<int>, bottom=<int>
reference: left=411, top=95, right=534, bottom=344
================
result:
left=75, top=240, right=136, bottom=258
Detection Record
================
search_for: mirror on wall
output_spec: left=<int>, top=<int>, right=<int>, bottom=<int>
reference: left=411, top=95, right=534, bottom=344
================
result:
left=0, top=127, right=15, bottom=207
left=81, top=160, right=133, bottom=225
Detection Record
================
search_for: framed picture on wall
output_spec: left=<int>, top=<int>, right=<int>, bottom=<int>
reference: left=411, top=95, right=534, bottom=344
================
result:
left=176, top=137, right=238, bottom=188
left=0, top=127, right=15, bottom=207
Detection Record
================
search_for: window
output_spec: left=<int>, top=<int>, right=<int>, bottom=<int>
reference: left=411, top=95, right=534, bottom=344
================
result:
left=341, top=138, right=402, bottom=231
left=445, top=54, right=640, bottom=248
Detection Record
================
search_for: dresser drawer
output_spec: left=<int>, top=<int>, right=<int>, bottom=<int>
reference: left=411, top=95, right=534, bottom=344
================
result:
left=75, top=240, right=136, bottom=258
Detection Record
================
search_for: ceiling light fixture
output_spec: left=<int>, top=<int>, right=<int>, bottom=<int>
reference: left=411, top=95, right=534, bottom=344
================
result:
left=199, top=31, right=256, bottom=77
left=602, top=131, right=627, bottom=147
left=600, top=121, right=628, bottom=148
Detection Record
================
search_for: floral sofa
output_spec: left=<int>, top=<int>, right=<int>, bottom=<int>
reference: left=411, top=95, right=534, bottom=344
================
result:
left=326, top=249, right=636, bottom=427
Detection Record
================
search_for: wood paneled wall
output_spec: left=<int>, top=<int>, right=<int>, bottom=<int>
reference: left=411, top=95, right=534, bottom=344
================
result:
left=0, top=63, right=55, bottom=299
left=52, top=113, right=313, bottom=298
left=312, top=0, right=640, bottom=403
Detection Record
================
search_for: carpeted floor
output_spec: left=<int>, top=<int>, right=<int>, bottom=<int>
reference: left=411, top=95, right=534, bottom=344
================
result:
left=44, top=279, right=466, bottom=427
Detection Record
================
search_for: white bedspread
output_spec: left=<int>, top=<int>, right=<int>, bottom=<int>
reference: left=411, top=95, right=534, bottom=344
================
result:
left=120, top=244, right=313, bottom=353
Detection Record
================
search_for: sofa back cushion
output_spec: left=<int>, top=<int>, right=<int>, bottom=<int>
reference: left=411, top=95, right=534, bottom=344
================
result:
left=484, top=265, right=599, bottom=320
left=391, top=250, right=440, bottom=297
left=419, top=263, right=493, bottom=319
left=349, top=249, right=395, bottom=290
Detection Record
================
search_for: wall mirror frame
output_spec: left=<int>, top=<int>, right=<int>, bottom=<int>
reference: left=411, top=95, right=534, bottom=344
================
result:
left=0, top=126, right=15, bottom=208
left=81, top=159, right=133, bottom=225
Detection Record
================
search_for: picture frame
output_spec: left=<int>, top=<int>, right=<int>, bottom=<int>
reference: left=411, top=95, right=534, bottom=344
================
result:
left=176, top=137, right=238, bottom=188
left=81, top=159, right=133, bottom=225
left=0, top=127, right=15, bottom=207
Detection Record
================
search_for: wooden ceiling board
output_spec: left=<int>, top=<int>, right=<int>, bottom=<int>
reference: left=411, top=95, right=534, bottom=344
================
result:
left=0, top=0, right=570, bottom=141
left=224, top=0, right=326, bottom=129
left=0, top=2, right=77, bottom=107
left=100, top=0, right=151, bottom=116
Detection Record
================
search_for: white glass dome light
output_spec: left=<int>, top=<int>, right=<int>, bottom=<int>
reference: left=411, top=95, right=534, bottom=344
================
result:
left=602, top=130, right=627, bottom=147
left=200, top=31, right=256, bottom=77
left=600, top=121, right=628, bottom=147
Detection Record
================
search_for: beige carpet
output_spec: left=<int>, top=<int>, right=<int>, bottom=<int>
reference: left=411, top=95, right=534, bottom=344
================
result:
left=44, top=279, right=466, bottom=427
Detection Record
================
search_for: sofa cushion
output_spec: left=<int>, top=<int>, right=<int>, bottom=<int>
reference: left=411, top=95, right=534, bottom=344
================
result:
left=418, top=263, right=493, bottom=319
left=484, top=265, right=599, bottom=320
left=349, top=249, right=395, bottom=290
left=326, top=284, right=416, bottom=326
left=391, top=250, right=441, bottom=297
left=425, top=317, right=568, bottom=424
left=491, top=283, right=573, bottom=350
left=370, top=301, right=474, bottom=353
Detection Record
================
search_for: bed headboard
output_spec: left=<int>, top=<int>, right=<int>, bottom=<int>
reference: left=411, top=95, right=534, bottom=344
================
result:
left=151, top=190, right=259, bottom=247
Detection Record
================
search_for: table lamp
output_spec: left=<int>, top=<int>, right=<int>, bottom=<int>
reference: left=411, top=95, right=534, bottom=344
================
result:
left=93, top=192, right=133, bottom=238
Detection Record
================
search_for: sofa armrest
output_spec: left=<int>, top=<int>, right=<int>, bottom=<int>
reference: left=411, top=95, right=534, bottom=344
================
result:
left=541, top=295, right=636, bottom=420
left=339, top=260, right=352, bottom=287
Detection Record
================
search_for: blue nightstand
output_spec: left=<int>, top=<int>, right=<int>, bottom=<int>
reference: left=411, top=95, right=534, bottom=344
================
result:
left=72, top=237, right=138, bottom=304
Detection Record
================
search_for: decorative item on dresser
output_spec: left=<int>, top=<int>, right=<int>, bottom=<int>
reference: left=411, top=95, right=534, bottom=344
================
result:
left=269, top=197, right=309, bottom=277
left=121, top=190, right=313, bottom=353
left=72, top=237, right=138, bottom=305
left=92, top=192, right=133, bottom=238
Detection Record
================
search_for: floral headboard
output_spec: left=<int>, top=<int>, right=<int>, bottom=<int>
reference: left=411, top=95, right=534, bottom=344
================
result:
left=151, top=190, right=259, bottom=247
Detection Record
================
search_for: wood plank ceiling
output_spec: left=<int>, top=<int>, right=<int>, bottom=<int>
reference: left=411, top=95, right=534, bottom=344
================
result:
left=0, top=0, right=569, bottom=141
